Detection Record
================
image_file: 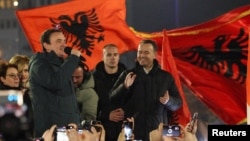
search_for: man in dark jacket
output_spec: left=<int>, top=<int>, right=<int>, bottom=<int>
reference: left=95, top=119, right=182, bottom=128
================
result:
left=93, top=43, right=127, bottom=141
left=109, top=39, right=183, bottom=141
left=29, top=28, right=81, bottom=137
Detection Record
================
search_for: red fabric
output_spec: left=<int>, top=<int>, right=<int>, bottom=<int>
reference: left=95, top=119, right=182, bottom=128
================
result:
left=169, top=5, right=249, bottom=124
left=134, top=5, right=250, bottom=124
left=160, top=30, right=191, bottom=125
left=16, top=0, right=140, bottom=70
left=247, top=26, right=250, bottom=124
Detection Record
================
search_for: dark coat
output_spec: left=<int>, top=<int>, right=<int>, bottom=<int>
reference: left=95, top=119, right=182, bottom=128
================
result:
left=93, top=61, right=126, bottom=141
left=29, top=51, right=80, bottom=137
left=0, top=82, right=33, bottom=139
left=109, top=59, right=183, bottom=141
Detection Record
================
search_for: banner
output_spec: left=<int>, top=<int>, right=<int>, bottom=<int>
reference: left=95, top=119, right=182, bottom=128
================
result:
left=134, top=5, right=250, bottom=124
left=169, top=5, right=249, bottom=124
left=16, top=0, right=140, bottom=70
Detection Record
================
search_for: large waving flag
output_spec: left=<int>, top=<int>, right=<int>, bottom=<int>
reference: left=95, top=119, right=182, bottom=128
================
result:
left=134, top=5, right=250, bottom=124
left=16, top=0, right=141, bottom=70
left=169, top=5, right=249, bottom=124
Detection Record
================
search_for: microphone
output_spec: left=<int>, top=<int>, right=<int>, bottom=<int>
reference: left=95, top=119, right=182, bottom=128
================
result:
left=64, top=47, right=86, bottom=61
left=64, top=46, right=72, bottom=55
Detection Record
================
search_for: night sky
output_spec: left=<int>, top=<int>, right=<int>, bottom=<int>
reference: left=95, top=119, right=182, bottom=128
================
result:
left=126, top=0, right=250, bottom=32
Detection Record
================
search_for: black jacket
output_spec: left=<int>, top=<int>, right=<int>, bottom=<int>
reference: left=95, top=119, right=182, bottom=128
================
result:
left=29, top=51, right=81, bottom=137
left=93, top=61, right=126, bottom=141
left=109, top=59, right=183, bottom=141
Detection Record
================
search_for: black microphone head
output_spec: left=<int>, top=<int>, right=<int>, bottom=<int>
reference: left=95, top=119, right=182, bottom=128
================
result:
left=64, top=47, right=72, bottom=55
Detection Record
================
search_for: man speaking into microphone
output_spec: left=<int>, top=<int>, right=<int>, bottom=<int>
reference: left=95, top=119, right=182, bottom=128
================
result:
left=29, top=28, right=82, bottom=138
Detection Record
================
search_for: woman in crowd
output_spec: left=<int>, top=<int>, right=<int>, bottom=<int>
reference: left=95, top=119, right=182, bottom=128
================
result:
left=9, top=55, right=30, bottom=93
left=0, top=63, right=25, bottom=140
left=0, top=63, right=20, bottom=89
left=9, top=54, right=34, bottom=138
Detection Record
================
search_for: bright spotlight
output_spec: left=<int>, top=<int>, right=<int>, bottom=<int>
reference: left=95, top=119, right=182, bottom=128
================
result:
left=13, top=0, right=18, bottom=7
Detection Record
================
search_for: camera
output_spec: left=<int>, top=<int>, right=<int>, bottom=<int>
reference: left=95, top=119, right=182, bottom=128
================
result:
left=123, top=121, right=133, bottom=140
left=162, top=125, right=180, bottom=137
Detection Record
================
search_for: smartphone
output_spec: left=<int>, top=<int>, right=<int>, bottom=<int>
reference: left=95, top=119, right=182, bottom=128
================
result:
left=80, top=120, right=102, bottom=132
left=54, top=126, right=73, bottom=141
left=162, top=125, right=180, bottom=137
left=56, top=131, right=68, bottom=141
left=188, top=112, right=198, bottom=132
left=124, top=121, right=133, bottom=140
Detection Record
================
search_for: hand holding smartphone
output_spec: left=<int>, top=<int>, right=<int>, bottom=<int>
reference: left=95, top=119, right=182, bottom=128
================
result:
left=188, top=112, right=198, bottom=132
left=162, top=125, right=180, bottom=137
left=124, top=121, right=133, bottom=141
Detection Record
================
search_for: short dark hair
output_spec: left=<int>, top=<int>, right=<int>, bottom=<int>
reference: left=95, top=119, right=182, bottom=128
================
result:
left=78, top=61, right=89, bottom=73
left=77, top=61, right=90, bottom=81
left=40, top=29, right=62, bottom=52
left=139, top=39, right=158, bottom=52
left=0, top=63, right=18, bottom=78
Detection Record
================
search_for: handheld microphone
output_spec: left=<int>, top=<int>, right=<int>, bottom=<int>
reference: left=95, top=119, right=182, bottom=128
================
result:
left=64, top=46, right=72, bottom=55
left=64, top=47, right=86, bottom=61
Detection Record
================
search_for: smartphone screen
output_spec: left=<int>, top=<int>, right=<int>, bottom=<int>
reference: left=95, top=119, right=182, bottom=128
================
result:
left=56, top=132, right=69, bottom=141
left=55, top=127, right=69, bottom=141
left=124, top=121, right=133, bottom=140
left=162, top=125, right=180, bottom=137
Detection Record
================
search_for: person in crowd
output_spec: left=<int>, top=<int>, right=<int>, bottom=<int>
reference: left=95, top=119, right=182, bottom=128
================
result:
left=0, top=63, right=27, bottom=140
left=9, top=55, right=30, bottom=93
left=72, top=62, right=98, bottom=121
left=109, top=39, right=183, bottom=141
left=9, top=54, right=34, bottom=137
left=93, top=43, right=127, bottom=141
left=0, top=63, right=20, bottom=89
left=28, top=28, right=82, bottom=137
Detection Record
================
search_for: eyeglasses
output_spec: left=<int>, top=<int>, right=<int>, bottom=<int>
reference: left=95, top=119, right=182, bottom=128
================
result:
left=6, top=74, right=20, bottom=79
